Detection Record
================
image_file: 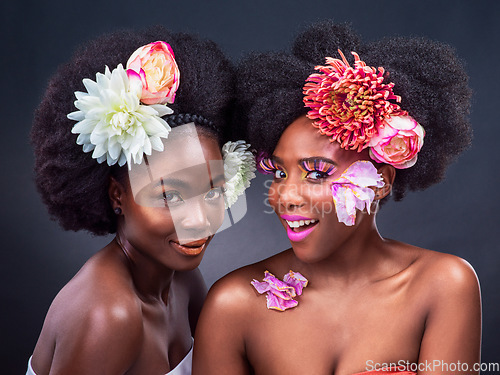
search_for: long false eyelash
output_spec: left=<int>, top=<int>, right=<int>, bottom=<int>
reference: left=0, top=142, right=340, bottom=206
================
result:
left=259, top=157, right=279, bottom=174
left=300, top=160, right=336, bottom=175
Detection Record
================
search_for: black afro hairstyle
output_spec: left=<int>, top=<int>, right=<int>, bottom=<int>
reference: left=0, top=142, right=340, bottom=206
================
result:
left=235, top=20, right=472, bottom=202
left=32, top=26, right=234, bottom=235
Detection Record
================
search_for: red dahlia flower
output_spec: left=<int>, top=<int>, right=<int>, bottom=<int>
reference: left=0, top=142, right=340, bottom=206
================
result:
left=303, top=50, right=406, bottom=152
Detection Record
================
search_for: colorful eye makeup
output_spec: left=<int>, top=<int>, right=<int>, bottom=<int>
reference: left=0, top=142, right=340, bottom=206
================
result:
left=259, top=157, right=336, bottom=181
left=300, top=159, right=336, bottom=180
left=259, top=157, right=288, bottom=179
left=259, top=157, right=280, bottom=174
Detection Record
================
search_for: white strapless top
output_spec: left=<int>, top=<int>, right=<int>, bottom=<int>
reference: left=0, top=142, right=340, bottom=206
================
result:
left=26, top=346, right=193, bottom=375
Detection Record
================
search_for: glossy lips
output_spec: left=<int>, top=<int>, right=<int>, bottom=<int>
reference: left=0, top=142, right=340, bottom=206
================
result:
left=170, top=237, right=210, bottom=256
left=281, top=215, right=319, bottom=242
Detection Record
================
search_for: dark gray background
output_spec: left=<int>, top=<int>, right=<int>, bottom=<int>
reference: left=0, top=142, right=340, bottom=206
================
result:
left=1, top=0, right=499, bottom=373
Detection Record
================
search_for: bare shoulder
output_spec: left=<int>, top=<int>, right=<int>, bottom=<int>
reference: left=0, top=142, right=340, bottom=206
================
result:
left=408, top=248, right=481, bottom=364
left=406, top=245, right=480, bottom=304
left=205, top=265, right=260, bottom=315
left=417, top=249, right=478, bottom=287
left=194, top=251, right=289, bottom=358
left=204, top=249, right=291, bottom=315
left=44, top=246, right=144, bottom=345
left=32, top=246, right=144, bottom=371
left=194, top=252, right=291, bottom=374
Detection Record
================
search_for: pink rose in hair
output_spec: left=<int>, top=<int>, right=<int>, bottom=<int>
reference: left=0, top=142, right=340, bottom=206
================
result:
left=126, top=41, right=180, bottom=105
left=368, top=116, right=425, bottom=169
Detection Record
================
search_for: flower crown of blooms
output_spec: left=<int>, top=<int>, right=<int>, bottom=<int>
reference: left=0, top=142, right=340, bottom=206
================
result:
left=68, top=41, right=180, bottom=168
left=303, top=50, right=425, bottom=169
left=222, top=141, right=257, bottom=209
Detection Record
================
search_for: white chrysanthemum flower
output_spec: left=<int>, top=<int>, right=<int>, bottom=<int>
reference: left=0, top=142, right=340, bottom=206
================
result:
left=222, top=140, right=257, bottom=208
left=67, top=64, right=173, bottom=167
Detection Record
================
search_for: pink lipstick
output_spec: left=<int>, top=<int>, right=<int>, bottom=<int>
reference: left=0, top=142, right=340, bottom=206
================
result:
left=281, top=214, right=319, bottom=242
left=286, top=224, right=317, bottom=242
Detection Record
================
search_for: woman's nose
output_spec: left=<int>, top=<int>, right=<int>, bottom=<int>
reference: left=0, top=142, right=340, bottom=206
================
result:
left=182, top=198, right=211, bottom=229
left=278, top=180, right=306, bottom=211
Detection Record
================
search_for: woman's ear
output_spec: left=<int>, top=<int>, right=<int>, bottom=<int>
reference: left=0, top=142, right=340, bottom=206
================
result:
left=374, top=164, right=396, bottom=201
left=109, top=176, right=126, bottom=213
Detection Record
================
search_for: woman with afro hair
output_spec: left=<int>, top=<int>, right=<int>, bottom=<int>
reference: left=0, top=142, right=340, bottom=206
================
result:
left=193, top=21, right=481, bottom=374
left=28, top=26, right=255, bottom=375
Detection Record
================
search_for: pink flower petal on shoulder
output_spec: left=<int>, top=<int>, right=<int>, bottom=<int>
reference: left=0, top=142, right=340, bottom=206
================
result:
left=266, top=292, right=298, bottom=311
left=283, top=270, right=308, bottom=296
left=250, top=279, right=271, bottom=294
left=251, top=270, right=309, bottom=312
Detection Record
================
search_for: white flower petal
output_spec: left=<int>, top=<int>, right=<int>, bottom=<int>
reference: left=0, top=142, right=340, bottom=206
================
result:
left=108, top=140, right=121, bottom=160
left=71, top=118, right=96, bottom=134
left=149, top=104, right=174, bottom=117
left=142, top=117, right=170, bottom=136
left=150, top=136, right=164, bottom=152
left=132, top=150, right=143, bottom=165
left=143, top=137, right=152, bottom=155
left=93, top=141, right=107, bottom=159
left=118, top=153, right=127, bottom=167
left=222, top=141, right=256, bottom=208
left=82, top=143, right=94, bottom=153
left=76, top=133, right=91, bottom=145
left=74, top=91, right=88, bottom=100
left=95, top=72, right=109, bottom=90
left=83, top=78, right=101, bottom=97
left=137, top=105, right=157, bottom=116
left=90, top=129, right=108, bottom=145
left=104, top=66, right=112, bottom=77
left=96, top=154, right=107, bottom=164
left=67, top=110, right=85, bottom=121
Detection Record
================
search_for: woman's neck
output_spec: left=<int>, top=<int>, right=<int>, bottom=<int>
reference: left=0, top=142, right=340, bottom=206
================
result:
left=115, top=229, right=175, bottom=304
left=290, top=215, right=390, bottom=288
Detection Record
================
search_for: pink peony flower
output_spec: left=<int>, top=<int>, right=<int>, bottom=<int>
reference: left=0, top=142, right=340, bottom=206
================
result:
left=126, top=41, right=180, bottom=105
left=303, top=50, right=406, bottom=152
left=251, top=270, right=308, bottom=311
left=367, top=115, right=425, bottom=169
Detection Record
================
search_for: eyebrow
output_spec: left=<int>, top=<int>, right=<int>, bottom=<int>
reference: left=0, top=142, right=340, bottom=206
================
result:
left=210, top=174, right=225, bottom=187
left=154, top=173, right=226, bottom=191
left=270, top=155, right=284, bottom=165
left=299, top=157, right=337, bottom=166
left=156, top=177, right=190, bottom=191
left=271, top=155, right=337, bottom=166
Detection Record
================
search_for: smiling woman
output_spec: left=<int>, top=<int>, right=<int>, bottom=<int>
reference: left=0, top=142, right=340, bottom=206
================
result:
left=111, top=124, right=227, bottom=271
left=27, top=26, right=255, bottom=375
left=264, top=116, right=386, bottom=264
left=192, top=21, right=481, bottom=375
